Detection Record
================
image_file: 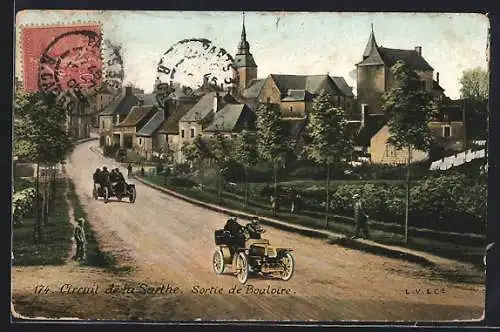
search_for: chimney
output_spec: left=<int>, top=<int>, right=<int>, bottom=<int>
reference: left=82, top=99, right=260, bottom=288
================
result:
left=415, top=46, right=422, bottom=55
left=436, top=72, right=440, bottom=85
left=213, top=92, right=220, bottom=112
left=361, top=104, right=368, bottom=128
left=125, top=86, right=133, bottom=96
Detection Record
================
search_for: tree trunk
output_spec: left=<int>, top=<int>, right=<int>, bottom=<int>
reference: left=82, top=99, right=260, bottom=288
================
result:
left=244, top=166, right=248, bottom=208
left=33, top=161, right=41, bottom=244
left=273, top=162, right=278, bottom=216
left=325, top=161, right=330, bottom=227
left=404, top=146, right=412, bottom=245
left=217, top=171, right=221, bottom=204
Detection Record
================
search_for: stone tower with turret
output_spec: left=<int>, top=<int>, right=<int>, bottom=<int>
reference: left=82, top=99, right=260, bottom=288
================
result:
left=233, top=13, right=258, bottom=95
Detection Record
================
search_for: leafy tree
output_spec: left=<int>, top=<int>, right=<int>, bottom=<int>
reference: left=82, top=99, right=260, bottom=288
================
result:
left=14, top=91, right=73, bottom=243
left=255, top=103, right=286, bottom=216
left=381, top=60, right=436, bottom=244
left=306, top=90, right=353, bottom=226
left=183, top=135, right=211, bottom=190
left=459, top=67, right=489, bottom=139
left=209, top=130, right=232, bottom=202
left=233, top=129, right=259, bottom=207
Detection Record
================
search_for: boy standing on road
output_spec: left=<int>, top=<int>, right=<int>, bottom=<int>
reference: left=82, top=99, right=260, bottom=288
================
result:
left=73, top=217, right=87, bottom=261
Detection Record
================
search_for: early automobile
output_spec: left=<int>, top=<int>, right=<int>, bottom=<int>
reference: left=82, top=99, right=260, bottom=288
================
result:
left=212, top=217, right=295, bottom=284
left=92, top=180, right=136, bottom=203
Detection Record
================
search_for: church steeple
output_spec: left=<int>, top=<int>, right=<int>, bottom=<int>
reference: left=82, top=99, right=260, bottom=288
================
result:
left=363, top=23, right=379, bottom=60
left=237, top=12, right=251, bottom=55
left=233, top=12, right=258, bottom=93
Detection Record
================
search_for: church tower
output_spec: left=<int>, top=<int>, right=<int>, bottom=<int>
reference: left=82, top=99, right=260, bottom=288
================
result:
left=233, top=12, right=258, bottom=94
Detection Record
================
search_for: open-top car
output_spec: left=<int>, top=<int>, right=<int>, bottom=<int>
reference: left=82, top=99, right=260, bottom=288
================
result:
left=92, top=181, right=136, bottom=203
left=212, top=217, right=295, bottom=284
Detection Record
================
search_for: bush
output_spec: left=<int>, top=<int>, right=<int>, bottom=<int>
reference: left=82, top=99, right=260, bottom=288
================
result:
left=168, top=176, right=197, bottom=188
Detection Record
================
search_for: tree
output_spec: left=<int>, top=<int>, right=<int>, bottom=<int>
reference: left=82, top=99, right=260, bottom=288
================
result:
left=381, top=60, right=436, bottom=244
left=255, top=103, right=286, bottom=216
left=209, top=130, right=232, bottom=202
left=14, top=91, right=73, bottom=243
left=459, top=67, right=489, bottom=139
left=183, top=135, right=211, bottom=190
left=233, top=129, right=259, bottom=207
left=306, top=90, right=353, bottom=226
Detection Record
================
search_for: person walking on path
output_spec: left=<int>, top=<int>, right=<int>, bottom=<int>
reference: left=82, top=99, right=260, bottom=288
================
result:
left=352, top=193, right=370, bottom=239
left=73, top=217, right=87, bottom=261
left=127, top=163, right=133, bottom=178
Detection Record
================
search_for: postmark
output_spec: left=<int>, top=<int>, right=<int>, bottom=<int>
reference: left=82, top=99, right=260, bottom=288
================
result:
left=155, top=38, right=239, bottom=107
left=21, top=24, right=124, bottom=116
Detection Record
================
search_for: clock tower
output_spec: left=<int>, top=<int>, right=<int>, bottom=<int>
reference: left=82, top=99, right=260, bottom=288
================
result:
left=233, top=13, right=258, bottom=94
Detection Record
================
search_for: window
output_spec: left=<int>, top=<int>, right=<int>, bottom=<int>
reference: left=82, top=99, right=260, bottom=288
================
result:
left=289, top=106, right=293, bottom=112
left=443, top=125, right=452, bottom=138
left=101, top=121, right=105, bottom=129
left=267, top=97, right=271, bottom=104
left=181, top=129, right=185, bottom=138
left=190, top=128, right=195, bottom=138
left=139, top=138, right=142, bottom=145
left=115, top=114, right=120, bottom=125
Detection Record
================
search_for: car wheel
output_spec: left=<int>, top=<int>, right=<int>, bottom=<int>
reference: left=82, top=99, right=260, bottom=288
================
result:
left=280, top=252, right=295, bottom=281
left=129, top=186, right=136, bottom=203
left=212, top=250, right=225, bottom=275
left=236, top=252, right=249, bottom=284
left=104, top=186, right=109, bottom=203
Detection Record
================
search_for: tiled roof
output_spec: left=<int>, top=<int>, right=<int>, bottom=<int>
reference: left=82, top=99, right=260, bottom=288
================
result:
left=115, top=94, right=140, bottom=116
left=180, top=92, right=237, bottom=122
left=116, top=105, right=157, bottom=127
left=378, top=47, right=433, bottom=71
left=270, top=74, right=329, bottom=95
left=330, top=76, right=354, bottom=97
left=136, top=111, right=165, bottom=137
left=137, top=93, right=159, bottom=107
left=355, top=114, right=388, bottom=146
left=204, top=104, right=256, bottom=133
left=433, top=80, right=444, bottom=91
left=158, top=101, right=197, bottom=134
left=99, top=95, right=124, bottom=116
left=242, top=79, right=265, bottom=99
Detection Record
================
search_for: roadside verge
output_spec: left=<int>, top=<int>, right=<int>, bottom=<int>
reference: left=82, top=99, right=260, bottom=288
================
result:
left=132, top=175, right=444, bottom=267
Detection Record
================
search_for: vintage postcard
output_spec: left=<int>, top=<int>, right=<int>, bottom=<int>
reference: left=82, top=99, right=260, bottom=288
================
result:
left=12, top=10, right=489, bottom=323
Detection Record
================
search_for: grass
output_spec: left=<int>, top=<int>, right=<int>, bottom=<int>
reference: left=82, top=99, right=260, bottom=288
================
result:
left=66, top=180, right=126, bottom=272
left=12, top=178, right=73, bottom=266
left=143, top=174, right=485, bottom=268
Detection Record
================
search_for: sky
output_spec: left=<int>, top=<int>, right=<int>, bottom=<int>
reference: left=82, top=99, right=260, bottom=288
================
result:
left=15, top=11, right=489, bottom=99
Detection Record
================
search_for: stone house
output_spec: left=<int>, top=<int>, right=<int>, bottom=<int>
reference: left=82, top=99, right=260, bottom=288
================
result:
left=98, top=87, right=156, bottom=148
left=355, top=27, right=466, bottom=164
left=113, top=104, right=158, bottom=151
left=176, top=91, right=238, bottom=163
left=356, top=27, right=445, bottom=116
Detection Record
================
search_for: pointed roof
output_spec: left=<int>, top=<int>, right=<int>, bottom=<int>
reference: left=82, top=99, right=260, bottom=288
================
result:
left=234, top=12, right=257, bottom=68
left=363, top=24, right=378, bottom=59
left=115, top=105, right=157, bottom=127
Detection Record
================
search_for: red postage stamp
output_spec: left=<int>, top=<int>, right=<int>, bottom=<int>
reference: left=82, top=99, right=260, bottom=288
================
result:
left=21, top=24, right=103, bottom=94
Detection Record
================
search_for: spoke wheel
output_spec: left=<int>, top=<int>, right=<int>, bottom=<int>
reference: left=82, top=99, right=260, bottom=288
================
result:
left=280, top=252, right=295, bottom=281
left=129, top=186, right=136, bottom=203
left=212, top=250, right=225, bottom=274
left=236, top=252, right=249, bottom=284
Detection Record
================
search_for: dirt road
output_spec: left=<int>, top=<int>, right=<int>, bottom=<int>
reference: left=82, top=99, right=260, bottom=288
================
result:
left=12, top=141, right=485, bottom=321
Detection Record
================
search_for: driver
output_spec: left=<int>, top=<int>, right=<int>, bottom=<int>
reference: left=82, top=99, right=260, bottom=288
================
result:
left=224, top=216, right=243, bottom=237
left=100, top=167, right=111, bottom=191
left=114, top=168, right=126, bottom=195
left=246, top=218, right=265, bottom=239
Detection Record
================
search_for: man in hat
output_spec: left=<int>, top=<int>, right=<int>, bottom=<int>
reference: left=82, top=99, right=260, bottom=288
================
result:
left=73, top=217, right=87, bottom=261
left=352, top=193, right=370, bottom=239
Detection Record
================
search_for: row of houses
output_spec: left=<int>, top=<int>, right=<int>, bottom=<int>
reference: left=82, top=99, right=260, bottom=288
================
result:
left=98, top=20, right=466, bottom=166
